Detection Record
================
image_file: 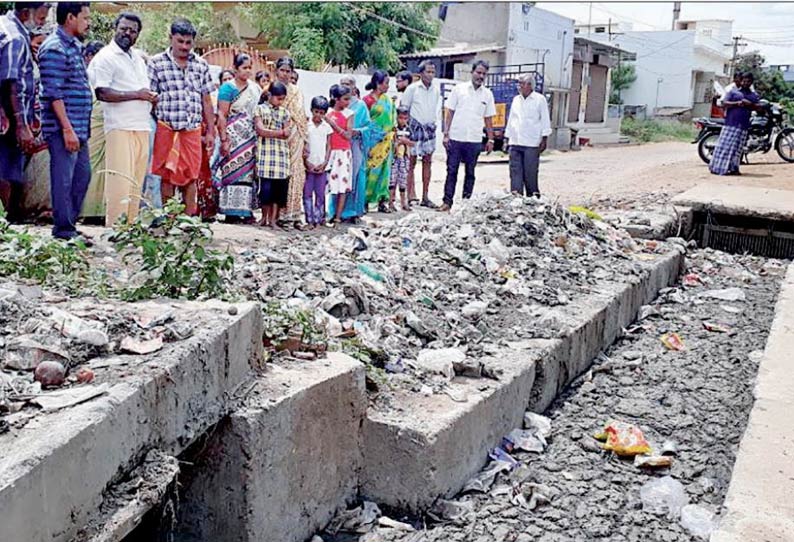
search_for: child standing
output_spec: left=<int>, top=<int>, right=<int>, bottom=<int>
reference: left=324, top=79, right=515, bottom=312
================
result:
left=326, top=85, right=355, bottom=227
left=390, top=106, right=414, bottom=212
left=303, top=96, right=333, bottom=228
left=253, top=82, right=291, bottom=228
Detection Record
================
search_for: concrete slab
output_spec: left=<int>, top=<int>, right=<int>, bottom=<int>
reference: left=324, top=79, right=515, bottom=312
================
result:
left=360, top=249, right=684, bottom=511
left=0, top=301, right=262, bottom=542
left=176, top=352, right=366, bottom=542
left=711, top=263, right=794, bottom=542
left=602, top=207, right=693, bottom=240
left=671, top=183, right=794, bottom=222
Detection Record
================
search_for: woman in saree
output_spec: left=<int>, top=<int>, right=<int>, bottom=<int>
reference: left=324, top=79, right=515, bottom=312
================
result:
left=363, top=70, right=395, bottom=213
left=275, top=57, right=308, bottom=229
left=213, top=54, right=261, bottom=223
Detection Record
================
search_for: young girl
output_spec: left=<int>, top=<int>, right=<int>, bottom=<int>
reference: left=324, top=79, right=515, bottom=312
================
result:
left=390, top=106, right=414, bottom=212
left=253, top=82, right=291, bottom=228
left=303, top=96, right=333, bottom=228
left=325, top=85, right=355, bottom=227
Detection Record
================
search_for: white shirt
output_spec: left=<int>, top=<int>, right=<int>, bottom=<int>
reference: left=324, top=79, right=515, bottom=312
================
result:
left=401, top=80, right=441, bottom=125
left=87, top=40, right=152, bottom=133
left=306, top=119, right=333, bottom=167
left=446, top=81, right=496, bottom=143
left=504, top=91, right=551, bottom=147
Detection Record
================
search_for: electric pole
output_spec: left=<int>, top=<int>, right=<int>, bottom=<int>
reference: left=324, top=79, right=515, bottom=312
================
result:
left=672, top=2, right=681, bottom=30
left=727, top=36, right=747, bottom=78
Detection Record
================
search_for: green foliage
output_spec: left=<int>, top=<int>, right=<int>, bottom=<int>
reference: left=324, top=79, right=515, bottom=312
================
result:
left=620, top=118, right=695, bottom=143
left=129, top=2, right=238, bottom=54
left=243, top=2, right=439, bottom=71
left=610, top=64, right=637, bottom=105
left=87, top=9, right=116, bottom=45
left=735, top=51, right=794, bottom=108
left=0, top=209, right=92, bottom=289
left=111, top=199, right=234, bottom=301
left=261, top=301, right=325, bottom=348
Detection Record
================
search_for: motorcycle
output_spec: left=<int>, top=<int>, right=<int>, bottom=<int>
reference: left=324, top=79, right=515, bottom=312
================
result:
left=692, top=100, right=794, bottom=164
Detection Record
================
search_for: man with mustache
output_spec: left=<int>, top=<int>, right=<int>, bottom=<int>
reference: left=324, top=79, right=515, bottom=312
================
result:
left=88, top=12, right=156, bottom=226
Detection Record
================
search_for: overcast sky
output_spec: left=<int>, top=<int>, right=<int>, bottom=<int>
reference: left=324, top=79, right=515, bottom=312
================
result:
left=538, top=2, right=794, bottom=65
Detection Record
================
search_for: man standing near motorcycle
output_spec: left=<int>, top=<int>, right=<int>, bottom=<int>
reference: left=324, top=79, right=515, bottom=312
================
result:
left=709, top=72, right=760, bottom=176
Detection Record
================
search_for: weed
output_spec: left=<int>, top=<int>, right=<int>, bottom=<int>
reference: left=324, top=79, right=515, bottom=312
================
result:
left=261, top=301, right=326, bottom=350
left=111, top=199, right=234, bottom=301
left=621, top=117, right=695, bottom=143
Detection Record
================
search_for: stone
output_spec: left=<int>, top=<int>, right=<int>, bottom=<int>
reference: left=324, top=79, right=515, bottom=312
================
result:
left=415, top=348, right=464, bottom=380
left=34, top=360, right=66, bottom=388
left=77, top=329, right=109, bottom=347
left=462, top=301, right=488, bottom=319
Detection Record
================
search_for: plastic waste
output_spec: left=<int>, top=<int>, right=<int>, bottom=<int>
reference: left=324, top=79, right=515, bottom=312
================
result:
left=702, top=321, right=730, bottom=333
left=594, top=420, right=652, bottom=456
left=523, top=411, right=552, bottom=437
left=502, top=428, right=546, bottom=453
left=700, top=287, right=746, bottom=302
left=357, top=263, right=385, bottom=283
left=640, top=476, right=689, bottom=518
left=428, top=499, right=474, bottom=522
left=634, top=455, right=673, bottom=469
left=661, top=333, right=685, bottom=351
left=680, top=504, right=716, bottom=539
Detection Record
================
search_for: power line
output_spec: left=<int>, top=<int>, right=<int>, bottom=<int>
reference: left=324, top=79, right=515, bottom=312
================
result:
left=344, top=3, right=457, bottom=45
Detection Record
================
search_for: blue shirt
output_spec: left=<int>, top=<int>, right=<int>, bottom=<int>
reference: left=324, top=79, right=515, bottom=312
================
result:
left=724, top=88, right=760, bottom=130
left=0, top=10, right=35, bottom=124
left=39, top=27, right=92, bottom=140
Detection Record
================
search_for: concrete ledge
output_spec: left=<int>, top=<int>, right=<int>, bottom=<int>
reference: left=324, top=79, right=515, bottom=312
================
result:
left=0, top=301, right=262, bottom=542
left=176, top=352, right=366, bottom=542
left=711, top=263, right=794, bottom=542
left=361, top=250, right=684, bottom=511
left=671, top=183, right=794, bottom=222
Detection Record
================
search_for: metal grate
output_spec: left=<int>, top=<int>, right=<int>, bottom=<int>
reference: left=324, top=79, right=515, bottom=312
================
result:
left=694, top=212, right=794, bottom=259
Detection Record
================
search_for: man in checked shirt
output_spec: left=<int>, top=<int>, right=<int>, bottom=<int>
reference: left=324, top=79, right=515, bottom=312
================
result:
left=148, top=18, right=215, bottom=216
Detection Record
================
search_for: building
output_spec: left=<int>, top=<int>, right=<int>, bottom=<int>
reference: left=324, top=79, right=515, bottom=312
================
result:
left=401, top=2, right=577, bottom=148
left=769, top=64, right=794, bottom=84
left=583, top=19, right=733, bottom=117
left=568, top=37, right=635, bottom=145
left=574, top=21, right=634, bottom=37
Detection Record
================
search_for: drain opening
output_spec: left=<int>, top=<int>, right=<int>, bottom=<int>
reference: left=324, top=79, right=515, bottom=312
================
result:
left=692, top=210, right=794, bottom=259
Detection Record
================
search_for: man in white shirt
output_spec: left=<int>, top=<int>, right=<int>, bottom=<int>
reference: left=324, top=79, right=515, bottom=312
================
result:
left=504, top=74, right=551, bottom=197
left=87, top=12, right=157, bottom=225
left=401, top=60, right=441, bottom=208
left=440, top=60, right=496, bottom=211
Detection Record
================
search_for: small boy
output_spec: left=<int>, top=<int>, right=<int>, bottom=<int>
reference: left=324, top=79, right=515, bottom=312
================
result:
left=390, top=106, right=414, bottom=212
left=253, top=82, right=291, bottom=228
left=303, top=96, right=333, bottom=228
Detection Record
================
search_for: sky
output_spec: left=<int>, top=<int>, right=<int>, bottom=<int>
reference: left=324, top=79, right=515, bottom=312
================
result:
left=537, top=1, right=794, bottom=65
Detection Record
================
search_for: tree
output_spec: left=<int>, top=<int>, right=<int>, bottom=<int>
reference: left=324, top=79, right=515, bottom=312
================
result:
left=128, top=2, right=238, bottom=55
left=242, top=2, right=439, bottom=71
left=610, top=64, right=636, bottom=105
left=735, top=50, right=794, bottom=109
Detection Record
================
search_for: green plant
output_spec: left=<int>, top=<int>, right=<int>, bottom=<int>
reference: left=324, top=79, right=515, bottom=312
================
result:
left=111, top=199, right=234, bottom=301
left=610, top=64, right=637, bottom=105
left=620, top=117, right=695, bottom=143
left=261, top=301, right=326, bottom=348
left=129, top=2, right=238, bottom=54
left=0, top=209, right=92, bottom=289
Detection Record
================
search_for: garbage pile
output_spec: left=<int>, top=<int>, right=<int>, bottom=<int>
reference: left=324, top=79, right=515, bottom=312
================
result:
left=0, top=282, right=197, bottom=434
left=321, top=249, right=783, bottom=542
left=239, top=194, right=671, bottom=401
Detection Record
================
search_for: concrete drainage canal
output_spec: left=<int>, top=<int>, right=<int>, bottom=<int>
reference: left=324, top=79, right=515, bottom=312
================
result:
left=2, top=190, right=791, bottom=542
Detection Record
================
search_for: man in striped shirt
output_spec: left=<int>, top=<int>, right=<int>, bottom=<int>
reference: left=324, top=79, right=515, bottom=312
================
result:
left=39, top=2, right=93, bottom=242
left=0, top=2, right=51, bottom=222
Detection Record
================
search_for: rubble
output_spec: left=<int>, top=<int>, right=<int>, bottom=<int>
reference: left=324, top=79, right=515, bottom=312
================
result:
left=324, top=249, right=783, bottom=542
left=238, top=194, right=673, bottom=406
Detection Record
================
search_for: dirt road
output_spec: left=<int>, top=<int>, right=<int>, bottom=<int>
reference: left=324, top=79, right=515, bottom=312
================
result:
left=425, top=141, right=794, bottom=209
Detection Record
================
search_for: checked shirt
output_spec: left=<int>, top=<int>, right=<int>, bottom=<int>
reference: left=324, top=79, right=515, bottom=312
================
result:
left=148, top=49, right=213, bottom=131
left=254, top=102, right=291, bottom=179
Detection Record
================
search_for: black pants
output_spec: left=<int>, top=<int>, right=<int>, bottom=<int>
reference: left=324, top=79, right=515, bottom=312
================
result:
left=509, top=145, right=540, bottom=196
left=443, top=140, right=481, bottom=206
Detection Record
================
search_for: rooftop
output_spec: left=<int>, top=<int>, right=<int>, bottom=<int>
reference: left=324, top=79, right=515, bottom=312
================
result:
left=400, top=42, right=506, bottom=60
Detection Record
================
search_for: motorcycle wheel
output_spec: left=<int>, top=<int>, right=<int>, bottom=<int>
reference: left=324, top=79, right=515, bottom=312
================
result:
left=775, top=128, right=794, bottom=163
left=698, top=132, right=720, bottom=164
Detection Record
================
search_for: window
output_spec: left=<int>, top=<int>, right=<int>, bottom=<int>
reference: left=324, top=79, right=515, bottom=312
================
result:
left=701, top=29, right=712, bottom=37
left=574, top=28, right=580, bottom=34
left=524, top=21, right=530, bottom=32
left=595, top=26, right=606, bottom=33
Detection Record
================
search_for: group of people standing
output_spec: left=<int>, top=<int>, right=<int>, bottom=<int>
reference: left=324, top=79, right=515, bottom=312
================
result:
left=1, top=2, right=554, bottom=241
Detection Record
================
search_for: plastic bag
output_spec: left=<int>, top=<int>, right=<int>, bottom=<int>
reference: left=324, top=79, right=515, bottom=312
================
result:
left=680, top=504, right=716, bottom=539
left=594, top=420, right=652, bottom=457
left=640, top=476, right=688, bottom=519
left=661, top=332, right=685, bottom=351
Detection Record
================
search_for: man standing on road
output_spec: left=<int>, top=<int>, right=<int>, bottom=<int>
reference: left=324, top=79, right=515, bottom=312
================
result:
left=148, top=19, right=215, bottom=216
left=0, top=2, right=51, bottom=222
left=439, top=60, right=495, bottom=212
left=88, top=12, right=157, bottom=226
left=402, top=60, right=441, bottom=209
left=505, top=74, right=551, bottom=197
left=39, top=2, right=93, bottom=242
left=709, top=72, right=760, bottom=176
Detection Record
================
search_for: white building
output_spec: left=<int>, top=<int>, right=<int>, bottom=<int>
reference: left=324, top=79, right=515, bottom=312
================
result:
left=584, top=19, right=732, bottom=116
